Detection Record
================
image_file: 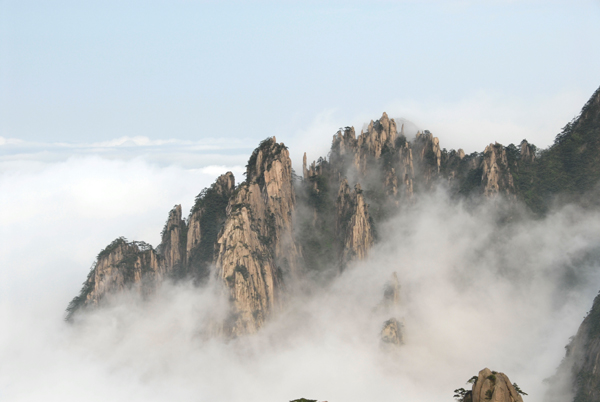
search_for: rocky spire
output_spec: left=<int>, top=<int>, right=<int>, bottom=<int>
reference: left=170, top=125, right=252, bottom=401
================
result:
left=66, top=238, right=160, bottom=319
left=384, top=168, right=398, bottom=198
left=413, top=130, right=442, bottom=184
left=158, top=205, right=186, bottom=274
left=215, top=137, right=301, bottom=335
left=379, top=272, right=404, bottom=346
left=357, top=112, right=397, bottom=161
left=186, top=172, right=236, bottom=282
left=335, top=179, right=374, bottom=268
left=546, top=292, right=600, bottom=402
left=380, top=318, right=403, bottom=345
left=302, top=152, right=309, bottom=180
left=397, top=140, right=414, bottom=198
left=329, top=126, right=359, bottom=178
left=471, top=368, right=524, bottom=402
left=519, top=140, right=536, bottom=163
left=481, top=143, right=515, bottom=197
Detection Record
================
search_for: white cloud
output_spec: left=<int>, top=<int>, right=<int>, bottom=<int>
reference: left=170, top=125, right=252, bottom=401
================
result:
left=1, top=95, right=599, bottom=400
left=383, top=89, right=587, bottom=153
left=286, top=109, right=342, bottom=172
left=1, top=155, right=599, bottom=401
left=285, top=88, right=588, bottom=170
left=0, top=136, right=253, bottom=171
left=0, top=136, right=24, bottom=146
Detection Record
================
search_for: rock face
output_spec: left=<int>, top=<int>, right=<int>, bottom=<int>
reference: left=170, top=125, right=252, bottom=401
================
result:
left=335, top=180, right=373, bottom=268
left=215, top=137, right=301, bottom=335
left=328, top=113, right=397, bottom=178
left=159, top=205, right=186, bottom=274
left=66, top=238, right=161, bottom=319
left=66, top=85, right=600, bottom=337
left=481, top=143, right=515, bottom=197
left=519, top=140, right=536, bottom=163
left=67, top=138, right=302, bottom=336
left=380, top=318, right=403, bottom=345
left=547, top=292, right=600, bottom=402
left=66, top=173, right=235, bottom=320
left=379, top=273, right=403, bottom=346
left=301, top=112, right=523, bottom=272
left=186, top=172, right=236, bottom=282
left=413, top=130, right=442, bottom=184
left=472, top=368, right=524, bottom=402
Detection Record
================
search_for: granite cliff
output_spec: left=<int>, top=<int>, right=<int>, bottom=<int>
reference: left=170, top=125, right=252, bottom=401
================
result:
left=67, top=85, right=600, bottom=357
left=214, top=138, right=301, bottom=335
left=546, top=291, right=600, bottom=402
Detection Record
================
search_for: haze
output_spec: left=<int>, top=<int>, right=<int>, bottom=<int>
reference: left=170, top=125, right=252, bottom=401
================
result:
left=2, top=1, right=600, bottom=401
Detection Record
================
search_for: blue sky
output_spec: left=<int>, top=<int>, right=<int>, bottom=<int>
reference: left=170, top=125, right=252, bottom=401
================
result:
left=2, top=5, right=600, bottom=399
left=1, top=0, right=600, bottom=164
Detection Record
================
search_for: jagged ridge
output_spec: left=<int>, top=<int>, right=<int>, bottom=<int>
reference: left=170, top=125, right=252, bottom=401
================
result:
left=67, top=85, right=600, bottom=343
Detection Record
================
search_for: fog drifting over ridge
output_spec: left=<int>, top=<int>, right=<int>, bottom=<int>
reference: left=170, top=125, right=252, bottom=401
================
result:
left=2, top=153, right=600, bottom=401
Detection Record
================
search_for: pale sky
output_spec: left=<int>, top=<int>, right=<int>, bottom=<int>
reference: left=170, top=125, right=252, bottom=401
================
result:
left=2, top=4, right=600, bottom=400
left=1, top=0, right=600, bottom=165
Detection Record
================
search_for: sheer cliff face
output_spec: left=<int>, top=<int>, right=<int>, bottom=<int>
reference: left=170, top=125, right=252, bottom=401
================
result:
left=215, top=138, right=301, bottom=335
left=300, top=112, right=519, bottom=275
left=160, top=205, right=186, bottom=273
left=66, top=139, right=302, bottom=335
left=186, top=172, right=235, bottom=281
left=66, top=173, right=236, bottom=320
left=86, top=241, right=161, bottom=305
left=335, top=179, right=373, bottom=267
left=67, top=85, right=600, bottom=340
left=66, top=238, right=161, bottom=318
left=548, top=293, right=600, bottom=402
left=413, top=130, right=441, bottom=185
left=481, top=143, right=515, bottom=197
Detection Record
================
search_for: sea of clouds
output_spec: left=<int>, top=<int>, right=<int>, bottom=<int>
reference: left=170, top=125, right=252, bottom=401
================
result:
left=1, top=134, right=600, bottom=402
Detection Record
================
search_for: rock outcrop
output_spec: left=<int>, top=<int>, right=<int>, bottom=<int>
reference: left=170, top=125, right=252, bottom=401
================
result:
left=186, top=172, right=235, bottom=282
left=519, top=140, right=536, bottom=163
left=66, top=238, right=160, bottom=319
left=380, top=318, right=403, bottom=345
left=328, top=113, right=397, bottom=178
left=66, top=84, right=600, bottom=338
left=472, top=368, right=524, bottom=402
left=66, top=173, right=236, bottom=319
left=335, top=180, right=373, bottom=268
left=546, top=292, right=600, bottom=402
left=215, top=137, right=301, bottom=335
left=379, top=273, right=403, bottom=346
left=301, top=111, right=525, bottom=275
left=413, top=130, right=442, bottom=184
left=481, top=143, right=515, bottom=197
left=158, top=205, right=186, bottom=275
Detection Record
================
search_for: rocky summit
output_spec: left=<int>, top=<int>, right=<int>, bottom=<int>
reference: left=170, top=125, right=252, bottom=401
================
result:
left=65, top=86, right=600, bottom=401
left=453, top=368, right=526, bottom=402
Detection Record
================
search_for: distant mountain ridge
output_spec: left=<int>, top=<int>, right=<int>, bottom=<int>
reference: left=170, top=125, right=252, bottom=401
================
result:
left=66, top=85, right=600, bottom=400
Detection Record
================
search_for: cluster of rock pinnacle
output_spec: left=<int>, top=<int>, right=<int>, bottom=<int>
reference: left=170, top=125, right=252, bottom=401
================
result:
left=67, top=111, right=530, bottom=335
left=66, top=85, right=600, bottom=402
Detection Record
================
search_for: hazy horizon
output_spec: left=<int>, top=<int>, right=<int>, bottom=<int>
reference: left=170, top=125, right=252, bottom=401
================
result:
left=2, top=1, right=600, bottom=401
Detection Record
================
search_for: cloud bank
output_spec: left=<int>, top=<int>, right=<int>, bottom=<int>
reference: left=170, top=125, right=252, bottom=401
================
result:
left=0, top=136, right=253, bottom=171
left=2, top=154, right=600, bottom=401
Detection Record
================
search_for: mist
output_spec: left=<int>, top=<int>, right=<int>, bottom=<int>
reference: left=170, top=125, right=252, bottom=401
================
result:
left=2, top=155, right=600, bottom=402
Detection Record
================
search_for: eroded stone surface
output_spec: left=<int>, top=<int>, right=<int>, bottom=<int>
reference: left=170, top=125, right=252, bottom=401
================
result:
left=472, top=368, right=524, bottom=402
left=215, top=138, right=301, bottom=335
left=381, top=318, right=403, bottom=345
left=481, top=143, right=515, bottom=197
left=335, top=179, right=373, bottom=268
